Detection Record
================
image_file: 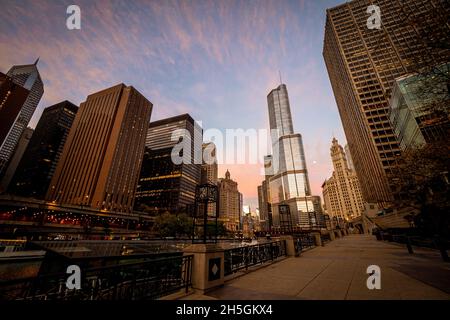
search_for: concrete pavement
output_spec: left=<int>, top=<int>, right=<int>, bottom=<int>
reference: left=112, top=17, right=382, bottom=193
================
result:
left=182, top=234, right=450, bottom=300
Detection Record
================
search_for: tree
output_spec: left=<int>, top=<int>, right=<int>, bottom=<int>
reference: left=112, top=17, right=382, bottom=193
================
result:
left=153, top=211, right=192, bottom=238
left=390, top=140, right=450, bottom=238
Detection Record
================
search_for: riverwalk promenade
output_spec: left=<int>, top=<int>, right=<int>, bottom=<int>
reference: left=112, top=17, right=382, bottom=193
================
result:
left=183, top=234, right=450, bottom=300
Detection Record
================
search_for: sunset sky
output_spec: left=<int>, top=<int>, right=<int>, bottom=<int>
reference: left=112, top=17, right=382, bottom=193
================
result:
left=0, top=0, right=347, bottom=209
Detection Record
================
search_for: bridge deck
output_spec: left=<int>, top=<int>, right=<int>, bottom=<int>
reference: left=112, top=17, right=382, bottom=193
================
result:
left=184, top=234, right=450, bottom=300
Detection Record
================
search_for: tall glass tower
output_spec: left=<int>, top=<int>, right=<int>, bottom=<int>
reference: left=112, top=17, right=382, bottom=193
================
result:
left=266, top=84, right=322, bottom=228
left=0, top=59, right=44, bottom=176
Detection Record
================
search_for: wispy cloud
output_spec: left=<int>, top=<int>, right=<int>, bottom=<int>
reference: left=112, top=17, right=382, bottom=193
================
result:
left=0, top=0, right=346, bottom=208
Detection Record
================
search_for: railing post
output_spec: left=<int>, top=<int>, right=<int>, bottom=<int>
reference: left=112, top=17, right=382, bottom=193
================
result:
left=329, top=230, right=336, bottom=241
left=406, top=236, right=414, bottom=254
left=270, top=242, right=274, bottom=261
left=185, top=256, right=191, bottom=293
left=183, top=244, right=225, bottom=294
left=312, top=232, right=323, bottom=247
left=279, top=235, right=296, bottom=257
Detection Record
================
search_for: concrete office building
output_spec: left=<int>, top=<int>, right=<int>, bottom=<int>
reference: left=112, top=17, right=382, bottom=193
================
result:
left=323, top=0, right=450, bottom=205
left=46, top=84, right=153, bottom=213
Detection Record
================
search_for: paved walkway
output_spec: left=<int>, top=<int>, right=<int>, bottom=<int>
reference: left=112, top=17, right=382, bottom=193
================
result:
left=184, top=235, right=450, bottom=300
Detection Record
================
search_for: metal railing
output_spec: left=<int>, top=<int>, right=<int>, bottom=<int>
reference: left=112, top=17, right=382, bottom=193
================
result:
left=224, top=240, right=286, bottom=276
left=0, top=254, right=193, bottom=300
left=293, top=234, right=315, bottom=255
left=321, top=233, right=331, bottom=244
left=0, top=239, right=26, bottom=252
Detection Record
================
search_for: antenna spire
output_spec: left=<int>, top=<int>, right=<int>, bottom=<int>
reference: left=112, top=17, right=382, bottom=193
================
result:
left=279, top=70, right=282, bottom=85
left=34, top=57, right=40, bottom=65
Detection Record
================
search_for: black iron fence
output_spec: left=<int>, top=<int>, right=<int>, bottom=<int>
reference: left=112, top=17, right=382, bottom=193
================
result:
left=321, top=233, right=331, bottom=244
left=224, top=240, right=286, bottom=276
left=380, top=232, right=449, bottom=260
left=0, top=254, right=193, bottom=300
left=293, top=234, right=315, bottom=255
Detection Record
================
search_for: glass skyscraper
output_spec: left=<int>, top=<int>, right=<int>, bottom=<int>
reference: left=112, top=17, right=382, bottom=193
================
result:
left=9, top=100, right=78, bottom=198
left=134, top=114, right=202, bottom=214
left=265, top=84, right=322, bottom=228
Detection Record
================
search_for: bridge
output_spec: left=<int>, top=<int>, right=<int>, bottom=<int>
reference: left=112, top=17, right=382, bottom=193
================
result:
left=0, top=195, right=156, bottom=238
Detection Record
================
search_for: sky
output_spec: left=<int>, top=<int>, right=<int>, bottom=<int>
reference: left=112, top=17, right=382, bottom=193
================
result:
left=0, top=0, right=348, bottom=209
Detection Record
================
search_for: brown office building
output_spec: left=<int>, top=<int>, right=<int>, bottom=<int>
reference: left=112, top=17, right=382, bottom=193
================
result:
left=46, top=84, right=153, bottom=213
left=323, top=0, right=450, bottom=205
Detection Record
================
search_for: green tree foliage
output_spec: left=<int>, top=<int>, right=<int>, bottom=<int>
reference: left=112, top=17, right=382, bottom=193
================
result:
left=153, top=212, right=192, bottom=238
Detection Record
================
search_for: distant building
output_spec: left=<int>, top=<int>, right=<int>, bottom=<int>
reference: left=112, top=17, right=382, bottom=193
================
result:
left=217, top=170, right=241, bottom=232
left=134, top=114, right=202, bottom=214
left=200, top=142, right=218, bottom=215
left=0, top=127, right=34, bottom=191
left=9, top=101, right=78, bottom=198
left=0, top=60, right=44, bottom=177
left=200, top=142, right=218, bottom=184
left=389, top=63, right=450, bottom=150
left=46, top=84, right=153, bottom=213
left=322, top=138, right=365, bottom=221
left=257, top=180, right=269, bottom=231
left=264, top=84, right=323, bottom=229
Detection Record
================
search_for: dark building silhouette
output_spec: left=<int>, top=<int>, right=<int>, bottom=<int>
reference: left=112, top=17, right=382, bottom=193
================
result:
left=0, top=72, right=30, bottom=149
left=0, top=60, right=44, bottom=177
left=134, top=114, right=202, bottom=214
left=9, top=101, right=78, bottom=198
left=0, top=127, right=34, bottom=192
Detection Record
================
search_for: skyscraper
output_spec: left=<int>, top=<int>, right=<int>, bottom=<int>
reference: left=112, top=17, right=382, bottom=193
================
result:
left=257, top=180, right=269, bottom=231
left=201, top=142, right=218, bottom=184
left=9, top=101, right=78, bottom=198
left=0, top=72, right=30, bottom=149
left=134, top=114, right=202, bottom=214
left=323, top=0, right=450, bottom=205
left=0, top=127, right=34, bottom=192
left=322, top=138, right=365, bottom=221
left=0, top=60, right=44, bottom=176
left=217, top=170, right=241, bottom=232
left=46, top=84, right=153, bottom=213
left=265, top=84, right=322, bottom=228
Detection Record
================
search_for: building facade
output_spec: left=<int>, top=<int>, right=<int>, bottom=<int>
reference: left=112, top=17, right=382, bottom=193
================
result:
left=323, top=0, right=450, bottom=205
left=134, top=114, right=202, bottom=214
left=217, top=170, right=241, bottom=232
left=322, top=138, right=365, bottom=221
left=0, top=60, right=44, bottom=177
left=200, top=142, right=218, bottom=184
left=257, top=180, right=269, bottom=231
left=389, top=63, right=450, bottom=150
left=46, top=84, right=153, bottom=213
left=264, top=84, right=323, bottom=229
left=0, top=72, right=30, bottom=151
left=0, top=127, right=34, bottom=191
left=9, top=101, right=78, bottom=198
